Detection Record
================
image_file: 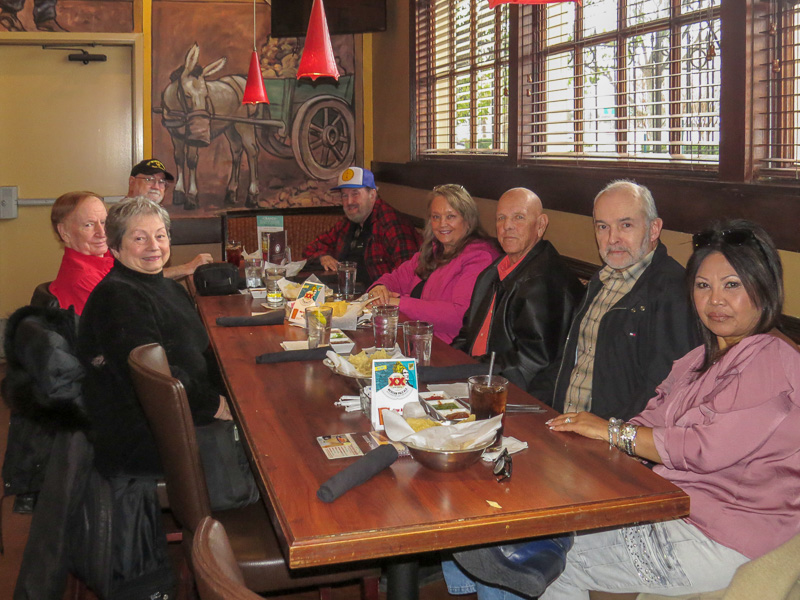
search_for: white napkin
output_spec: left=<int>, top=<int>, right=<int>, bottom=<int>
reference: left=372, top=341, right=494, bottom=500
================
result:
left=324, top=345, right=404, bottom=377
left=426, top=383, right=469, bottom=399
left=324, top=350, right=361, bottom=377
left=331, top=302, right=360, bottom=331
left=279, top=273, right=321, bottom=299
left=383, top=410, right=502, bottom=451
left=481, top=436, right=528, bottom=461
left=265, top=259, right=306, bottom=278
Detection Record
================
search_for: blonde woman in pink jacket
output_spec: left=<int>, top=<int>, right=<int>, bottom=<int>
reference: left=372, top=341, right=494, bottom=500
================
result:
left=368, top=184, right=499, bottom=343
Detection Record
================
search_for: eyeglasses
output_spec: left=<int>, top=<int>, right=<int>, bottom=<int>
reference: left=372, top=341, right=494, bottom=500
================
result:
left=493, top=448, right=512, bottom=482
left=692, top=228, right=757, bottom=249
left=135, top=176, right=169, bottom=188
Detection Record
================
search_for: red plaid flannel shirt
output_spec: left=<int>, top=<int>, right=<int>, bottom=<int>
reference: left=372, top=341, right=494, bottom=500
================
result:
left=303, top=197, right=422, bottom=283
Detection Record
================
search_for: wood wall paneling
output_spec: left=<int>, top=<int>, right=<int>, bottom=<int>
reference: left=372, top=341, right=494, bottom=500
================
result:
left=372, top=161, right=800, bottom=253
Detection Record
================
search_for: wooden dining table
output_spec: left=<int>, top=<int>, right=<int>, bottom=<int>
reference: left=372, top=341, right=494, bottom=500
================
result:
left=195, top=291, right=690, bottom=598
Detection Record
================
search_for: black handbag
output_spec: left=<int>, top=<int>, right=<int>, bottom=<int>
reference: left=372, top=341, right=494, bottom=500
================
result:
left=193, top=262, right=242, bottom=296
left=195, top=420, right=260, bottom=511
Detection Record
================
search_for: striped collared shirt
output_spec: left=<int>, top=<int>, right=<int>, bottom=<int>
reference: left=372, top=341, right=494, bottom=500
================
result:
left=563, top=250, right=655, bottom=414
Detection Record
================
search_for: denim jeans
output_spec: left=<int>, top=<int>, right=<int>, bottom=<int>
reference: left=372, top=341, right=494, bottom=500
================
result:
left=540, top=520, right=749, bottom=600
left=442, top=559, right=531, bottom=600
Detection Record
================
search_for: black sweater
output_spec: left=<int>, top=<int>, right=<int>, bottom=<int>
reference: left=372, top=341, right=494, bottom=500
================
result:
left=78, top=262, right=220, bottom=477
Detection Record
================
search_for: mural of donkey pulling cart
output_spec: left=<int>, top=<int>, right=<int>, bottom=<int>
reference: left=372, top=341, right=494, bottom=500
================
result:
left=156, top=44, right=355, bottom=210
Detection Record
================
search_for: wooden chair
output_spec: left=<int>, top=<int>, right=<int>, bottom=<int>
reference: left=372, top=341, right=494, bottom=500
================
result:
left=127, top=343, right=380, bottom=598
left=192, top=516, right=263, bottom=600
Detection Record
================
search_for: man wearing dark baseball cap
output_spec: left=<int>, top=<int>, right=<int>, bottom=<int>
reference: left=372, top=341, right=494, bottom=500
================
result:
left=127, top=159, right=175, bottom=204
left=303, top=167, right=421, bottom=286
left=124, top=158, right=212, bottom=278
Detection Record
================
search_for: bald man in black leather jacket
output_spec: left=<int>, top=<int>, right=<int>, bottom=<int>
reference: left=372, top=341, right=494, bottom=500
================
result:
left=452, top=189, right=584, bottom=404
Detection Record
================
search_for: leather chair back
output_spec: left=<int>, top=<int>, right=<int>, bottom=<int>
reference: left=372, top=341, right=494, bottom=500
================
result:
left=128, top=343, right=212, bottom=535
left=129, top=343, right=381, bottom=597
left=192, top=517, right=262, bottom=600
left=30, top=281, right=59, bottom=309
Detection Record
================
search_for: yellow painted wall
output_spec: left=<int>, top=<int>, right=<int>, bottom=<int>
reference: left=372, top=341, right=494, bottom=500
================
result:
left=0, top=36, right=143, bottom=317
left=371, top=0, right=411, bottom=164
left=0, top=208, right=63, bottom=315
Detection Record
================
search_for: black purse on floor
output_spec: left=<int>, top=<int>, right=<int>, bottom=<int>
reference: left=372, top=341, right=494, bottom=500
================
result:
left=195, top=420, right=260, bottom=511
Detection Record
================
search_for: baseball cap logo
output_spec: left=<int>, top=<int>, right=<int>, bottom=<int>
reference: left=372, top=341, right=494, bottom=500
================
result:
left=341, top=168, right=355, bottom=182
left=147, top=159, right=167, bottom=171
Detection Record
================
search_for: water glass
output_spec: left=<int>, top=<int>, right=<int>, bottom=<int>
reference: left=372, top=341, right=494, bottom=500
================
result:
left=244, top=258, right=263, bottom=288
left=337, top=261, right=357, bottom=300
left=305, top=306, right=333, bottom=349
left=372, top=305, right=399, bottom=350
left=402, top=321, right=433, bottom=366
left=468, top=375, right=509, bottom=438
left=265, top=266, right=287, bottom=308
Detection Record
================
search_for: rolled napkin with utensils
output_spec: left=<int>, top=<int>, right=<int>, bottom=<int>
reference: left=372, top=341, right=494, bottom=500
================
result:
left=256, top=347, right=330, bottom=364
left=317, top=444, right=399, bottom=503
left=217, top=312, right=284, bottom=327
left=418, top=363, right=491, bottom=384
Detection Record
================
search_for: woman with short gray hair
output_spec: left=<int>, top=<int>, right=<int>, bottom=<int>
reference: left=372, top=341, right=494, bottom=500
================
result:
left=105, top=195, right=171, bottom=252
left=78, top=196, right=231, bottom=479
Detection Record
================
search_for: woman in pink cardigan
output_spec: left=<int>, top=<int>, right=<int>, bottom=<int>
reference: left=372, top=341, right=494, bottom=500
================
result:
left=368, top=184, right=500, bottom=343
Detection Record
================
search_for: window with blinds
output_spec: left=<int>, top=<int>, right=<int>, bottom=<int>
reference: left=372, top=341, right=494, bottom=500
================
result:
left=415, top=0, right=510, bottom=156
left=756, top=1, right=800, bottom=179
left=519, top=0, right=721, bottom=167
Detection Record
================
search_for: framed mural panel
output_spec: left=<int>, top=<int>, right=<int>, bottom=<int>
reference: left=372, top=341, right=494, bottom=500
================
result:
left=151, top=0, right=356, bottom=217
left=0, top=0, right=132, bottom=32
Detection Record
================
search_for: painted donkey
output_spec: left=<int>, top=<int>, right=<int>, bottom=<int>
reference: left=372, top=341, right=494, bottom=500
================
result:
left=161, top=43, right=261, bottom=210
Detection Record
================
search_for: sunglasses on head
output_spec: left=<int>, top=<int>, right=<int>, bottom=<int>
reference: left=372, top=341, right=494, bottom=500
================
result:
left=692, top=228, right=757, bottom=249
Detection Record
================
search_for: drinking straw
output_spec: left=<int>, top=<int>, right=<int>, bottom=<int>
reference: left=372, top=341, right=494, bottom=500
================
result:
left=488, top=351, right=496, bottom=384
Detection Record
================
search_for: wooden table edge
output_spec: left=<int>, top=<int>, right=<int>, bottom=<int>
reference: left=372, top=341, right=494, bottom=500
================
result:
left=281, top=492, right=690, bottom=568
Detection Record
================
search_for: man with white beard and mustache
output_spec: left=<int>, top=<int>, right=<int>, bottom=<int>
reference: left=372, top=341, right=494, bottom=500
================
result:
left=551, top=180, right=700, bottom=420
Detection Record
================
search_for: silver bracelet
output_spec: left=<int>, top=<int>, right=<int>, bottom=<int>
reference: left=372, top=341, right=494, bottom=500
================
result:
left=617, top=422, right=639, bottom=457
left=608, top=418, right=623, bottom=449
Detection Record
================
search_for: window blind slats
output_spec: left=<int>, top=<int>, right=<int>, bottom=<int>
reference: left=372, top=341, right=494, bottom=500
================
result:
left=755, top=1, right=800, bottom=179
left=519, top=0, right=721, bottom=166
left=415, top=0, right=509, bottom=155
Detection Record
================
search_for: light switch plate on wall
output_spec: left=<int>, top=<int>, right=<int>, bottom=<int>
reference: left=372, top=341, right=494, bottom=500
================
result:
left=0, top=186, right=18, bottom=219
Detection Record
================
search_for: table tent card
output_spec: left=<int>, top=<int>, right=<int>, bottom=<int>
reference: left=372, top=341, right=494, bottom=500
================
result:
left=288, top=281, right=326, bottom=325
left=370, top=358, right=419, bottom=431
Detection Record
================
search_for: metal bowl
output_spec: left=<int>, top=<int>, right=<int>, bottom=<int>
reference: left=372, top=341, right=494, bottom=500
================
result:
left=404, top=439, right=495, bottom=472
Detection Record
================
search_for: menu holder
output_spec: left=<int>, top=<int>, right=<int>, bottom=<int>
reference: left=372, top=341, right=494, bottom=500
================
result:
left=370, top=358, right=419, bottom=431
left=288, top=282, right=326, bottom=325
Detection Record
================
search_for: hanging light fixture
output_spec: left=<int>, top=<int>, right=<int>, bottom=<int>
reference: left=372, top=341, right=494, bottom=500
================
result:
left=297, top=0, right=340, bottom=81
left=242, top=0, right=268, bottom=104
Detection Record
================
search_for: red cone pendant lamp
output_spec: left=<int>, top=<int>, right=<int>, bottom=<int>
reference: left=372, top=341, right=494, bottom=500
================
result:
left=242, top=0, right=268, bottom=104
left=297, top=0, right=340, bottom=81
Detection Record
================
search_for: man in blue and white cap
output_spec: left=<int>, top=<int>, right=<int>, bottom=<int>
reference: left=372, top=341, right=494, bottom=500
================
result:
left=303, top=166, right=421, bottom=286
